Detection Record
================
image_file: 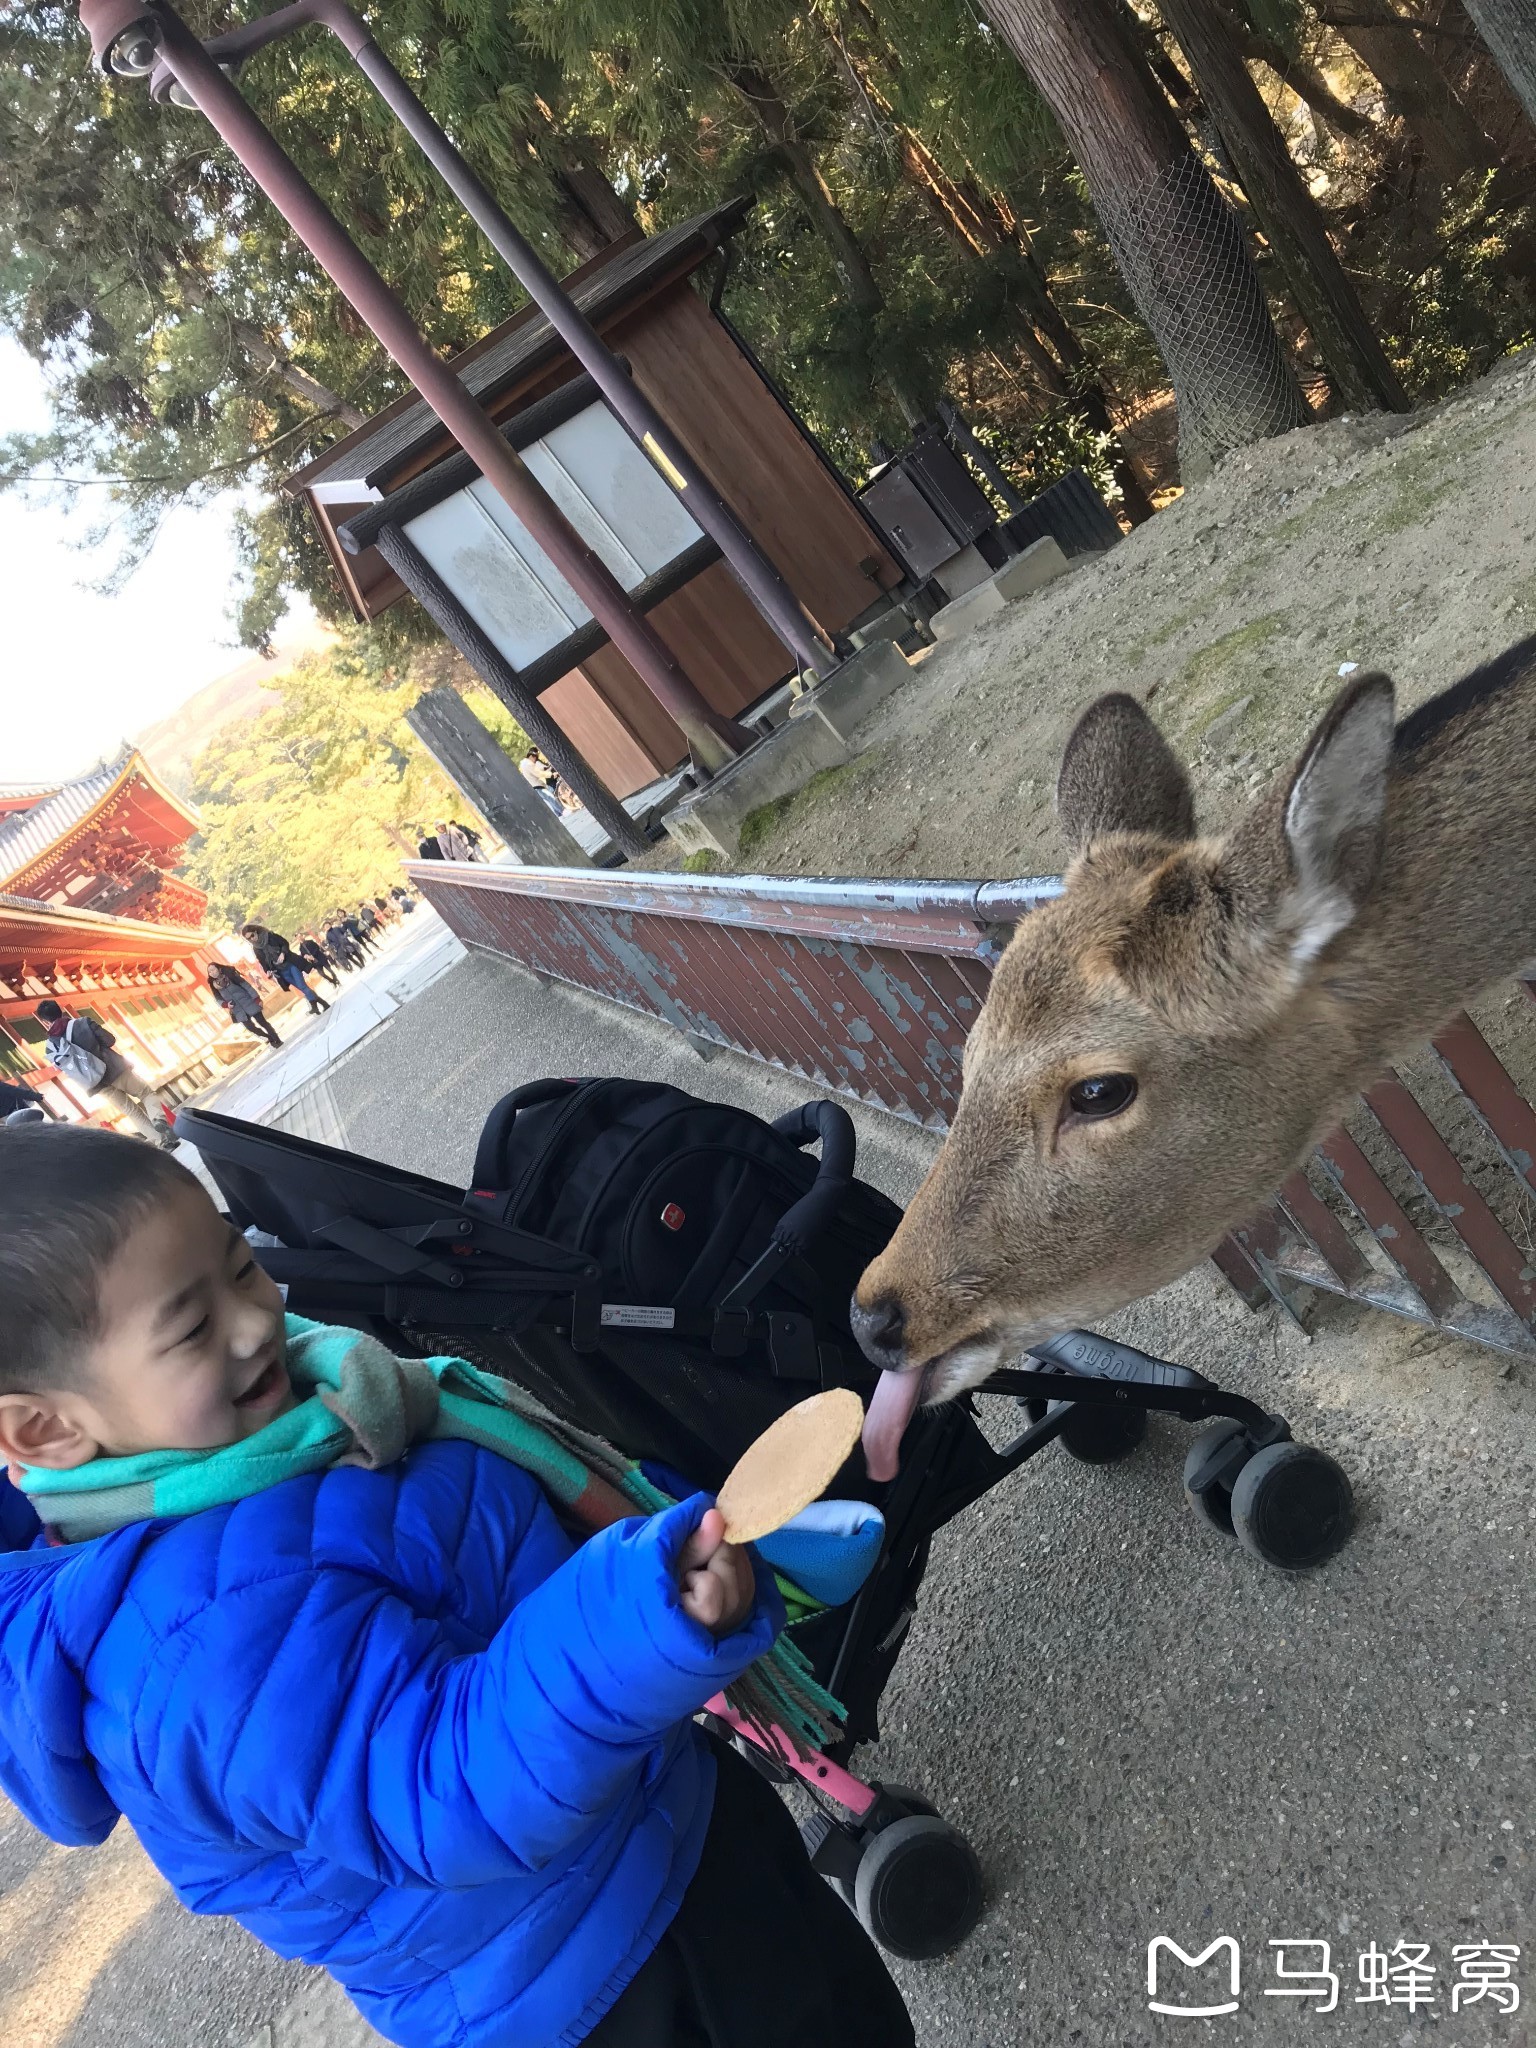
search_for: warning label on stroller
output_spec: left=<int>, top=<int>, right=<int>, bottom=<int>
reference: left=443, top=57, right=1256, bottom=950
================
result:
left=600, top=1304, right=677, bottom=1329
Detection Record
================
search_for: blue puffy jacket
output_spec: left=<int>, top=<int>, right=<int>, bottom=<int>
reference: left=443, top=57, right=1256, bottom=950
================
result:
left=0, top=1450, right=781, bottom=2047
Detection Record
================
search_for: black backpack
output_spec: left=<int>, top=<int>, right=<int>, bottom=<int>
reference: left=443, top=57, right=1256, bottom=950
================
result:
left=464, top=1077, right=900, bottom=1370
left=189, top=1078, right=901, bottom=1487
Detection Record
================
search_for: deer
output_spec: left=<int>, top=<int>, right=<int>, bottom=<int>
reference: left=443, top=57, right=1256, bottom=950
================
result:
left=854, top=633, right=1536, bottom=1481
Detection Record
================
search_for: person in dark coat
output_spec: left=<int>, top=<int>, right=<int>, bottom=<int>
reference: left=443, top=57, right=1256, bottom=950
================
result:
left=343, top=909, right=379, bottom=955
left=241, top=925, right=330, bottom=1016
left=0, top=1078, right=47, bottom=1121
left=323, top=917, right=363, bottom=972
left=33, top=1000, right=176, bottom=1147
left=207, top=964, right=282, bottom=1048
left=296, top=934, right=339, bottom=989
left=416, top=831, right=444, bottom=860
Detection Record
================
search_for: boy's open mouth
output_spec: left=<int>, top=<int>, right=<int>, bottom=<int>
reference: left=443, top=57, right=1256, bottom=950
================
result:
left=234, top=1356, right=288, bottom=1410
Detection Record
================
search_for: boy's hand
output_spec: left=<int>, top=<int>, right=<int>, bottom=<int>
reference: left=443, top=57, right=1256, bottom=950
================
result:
left=676, top=1506, right=756, bottom=1636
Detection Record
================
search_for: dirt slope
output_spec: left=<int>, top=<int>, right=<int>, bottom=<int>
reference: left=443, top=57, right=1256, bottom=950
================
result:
left=714, top=345, right=1536, bottom=882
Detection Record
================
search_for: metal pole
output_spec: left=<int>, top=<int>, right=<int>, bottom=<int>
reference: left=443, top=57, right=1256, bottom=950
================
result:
left=116, top=3, right=752, bottom=773
left=146, top=0, right=838, bottom=679
left=344, top=36, right=838, bottom=679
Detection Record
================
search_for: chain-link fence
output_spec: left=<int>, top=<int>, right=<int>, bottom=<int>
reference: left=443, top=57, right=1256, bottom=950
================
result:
left=1097, top=148, right=1307, bottom=475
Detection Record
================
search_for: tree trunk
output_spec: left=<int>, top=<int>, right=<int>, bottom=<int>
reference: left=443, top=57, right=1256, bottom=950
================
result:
left=899, top=137, right=1159, bottom=519
left=1156, top=0, right=1409, bottom=413
left=979, top=0, right=1307, bottom=476
left=727, top=61, right=933, bottom=426
left=178, top=277, right=368, bottom=430
left=1313, top=0, right=1500, bottom=175
left=1460, top=0, right=1536, bottom=127
left=232, top=320, right=369, bottom=430
left=543, top=140, right=639, bottom=263
left=1237, top=25, right=1378, bottom=141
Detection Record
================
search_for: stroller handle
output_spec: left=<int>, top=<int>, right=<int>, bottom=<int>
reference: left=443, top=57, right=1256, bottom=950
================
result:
left=720, top=1100, right=858, bottom=1311
left=770, top=1099, right=857, bottom=1187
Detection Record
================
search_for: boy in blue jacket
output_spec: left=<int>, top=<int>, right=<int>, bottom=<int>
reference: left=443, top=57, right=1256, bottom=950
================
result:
left=0, top=1127, right=913, bottom=2048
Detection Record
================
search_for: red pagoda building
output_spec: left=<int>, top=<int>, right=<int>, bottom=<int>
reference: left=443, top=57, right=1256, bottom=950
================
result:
left=0, top=751, right=236, bottom=1122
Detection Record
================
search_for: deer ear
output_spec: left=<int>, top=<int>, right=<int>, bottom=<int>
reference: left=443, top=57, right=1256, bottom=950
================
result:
left=1279, top=671, right=1395, bottom=962
left=1056, top=692, right=1197, bottom=852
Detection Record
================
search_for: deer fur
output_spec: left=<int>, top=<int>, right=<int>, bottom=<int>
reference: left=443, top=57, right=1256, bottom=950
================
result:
left=852, top=633, right=1536, bottom=1408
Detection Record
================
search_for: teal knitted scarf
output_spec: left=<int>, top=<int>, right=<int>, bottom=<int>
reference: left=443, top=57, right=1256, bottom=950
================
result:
left=21, top=1314, right=844, bottom=1750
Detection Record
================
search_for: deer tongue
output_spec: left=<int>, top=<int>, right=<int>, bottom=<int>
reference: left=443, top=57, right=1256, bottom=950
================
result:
left=861, top=1367, right=926, bottom=1482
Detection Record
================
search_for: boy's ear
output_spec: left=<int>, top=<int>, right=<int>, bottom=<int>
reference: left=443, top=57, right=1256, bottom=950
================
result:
left=0, top=1395, right=99, bottom=1471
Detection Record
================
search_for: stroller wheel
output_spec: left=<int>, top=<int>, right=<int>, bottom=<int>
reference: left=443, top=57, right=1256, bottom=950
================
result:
left=1056, top=1399, right=1147, bottom=1464
left=1020, top=1396, right=1147, bottom=1463
left=1231, top=1442, right=1354, bottom=1571
left=1182, top=1420, right=1248, bottom=1536
left=854, top=1815, right=984, bottom=1960
left=873, top=1782, right=938, bottom=1820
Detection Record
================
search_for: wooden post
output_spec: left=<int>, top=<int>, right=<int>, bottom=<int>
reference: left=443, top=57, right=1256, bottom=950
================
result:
left=405, top=689, right=596, bottom=869
left=374, top=523, right=648, bottom=858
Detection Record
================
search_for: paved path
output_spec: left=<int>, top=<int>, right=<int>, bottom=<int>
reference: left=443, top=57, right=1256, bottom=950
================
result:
left=6, top=942, right=1533, bottom=2047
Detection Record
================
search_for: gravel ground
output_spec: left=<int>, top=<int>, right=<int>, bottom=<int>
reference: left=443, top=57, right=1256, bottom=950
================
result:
left=647, top=344, right=1536, bottom=885
left=15, top=947, right=1528, bottom=2048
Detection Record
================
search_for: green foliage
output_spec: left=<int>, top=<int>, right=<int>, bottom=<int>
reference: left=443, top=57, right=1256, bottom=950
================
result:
left=1370, top=180, right=1536, bottom=402
left=184, top=628, right=476, bottom=932
left=10, top=0, right=1536, bottom=671
left=0, top=0, right=624, bottom=643
left=681, top=847, right=723, bottom=872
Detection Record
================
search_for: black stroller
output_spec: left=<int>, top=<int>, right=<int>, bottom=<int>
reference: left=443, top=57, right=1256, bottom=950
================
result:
left=177, top=1078, right=1353, bottom=1962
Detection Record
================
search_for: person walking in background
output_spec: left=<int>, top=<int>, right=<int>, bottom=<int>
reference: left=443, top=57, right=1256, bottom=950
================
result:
left=519, top=749, right=564, bottom=817
left=297, top=933, right=340, bottom=989
left=33, top=999, right=177, bottom=1147
left=435, top=818, right=471, bottom=862
left=324, top=915, right=364, bottom=972
left=208, top=963, right=282, bottom=1049
left=241, top=924, right=330, bottom=1016
left=356, top=901, right=381, bottom=945
left=390, top=884, right=417, bottom=914
left=416, top=828, right=444, bottom=861
left=344, top=908, right=379, bottom=956
left=447, top=818, right=484, bottom=860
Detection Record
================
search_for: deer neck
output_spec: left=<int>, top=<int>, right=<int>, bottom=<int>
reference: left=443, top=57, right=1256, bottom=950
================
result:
left=1324, top=639, right=1536, bottom=1082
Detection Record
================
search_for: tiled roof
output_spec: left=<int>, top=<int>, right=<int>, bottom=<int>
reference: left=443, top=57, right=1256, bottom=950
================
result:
left=286, top=201, right=752, bottom=495
left=0, top=753, right=132, bottom=885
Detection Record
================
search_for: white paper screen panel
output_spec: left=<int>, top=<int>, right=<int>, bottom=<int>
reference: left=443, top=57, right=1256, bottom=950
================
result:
left=401, top=401, right=704, bottom=672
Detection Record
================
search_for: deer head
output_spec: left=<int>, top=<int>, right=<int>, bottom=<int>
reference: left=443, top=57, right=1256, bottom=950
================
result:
left=855, top=675, right=1400, bottom=1477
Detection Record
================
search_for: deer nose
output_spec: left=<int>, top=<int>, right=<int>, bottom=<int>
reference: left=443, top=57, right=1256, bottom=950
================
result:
left=850, top=1292, right=906, bottom=1369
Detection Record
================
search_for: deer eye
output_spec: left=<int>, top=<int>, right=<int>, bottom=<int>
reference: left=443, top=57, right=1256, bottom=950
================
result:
left=1066, top=1074, right=1138, bottom=1120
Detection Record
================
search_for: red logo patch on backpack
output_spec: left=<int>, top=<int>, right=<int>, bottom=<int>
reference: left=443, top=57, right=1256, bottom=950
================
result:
left=660, top=1202, right=686, bottom=1232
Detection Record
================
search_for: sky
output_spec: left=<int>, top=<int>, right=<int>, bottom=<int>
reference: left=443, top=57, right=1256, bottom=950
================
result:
left=0, top=338, right=316, bottom=786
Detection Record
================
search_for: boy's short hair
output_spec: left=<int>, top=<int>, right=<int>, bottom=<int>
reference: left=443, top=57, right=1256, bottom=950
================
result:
left=0, top=1126, right=198, bottom=1392
left=35, top=999, right=63, bottom=1022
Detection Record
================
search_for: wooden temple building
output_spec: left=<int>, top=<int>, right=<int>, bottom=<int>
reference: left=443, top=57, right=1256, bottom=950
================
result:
left=284, top=201, right=905, bottom=807
left=0, top=752, right=236, bottom=1121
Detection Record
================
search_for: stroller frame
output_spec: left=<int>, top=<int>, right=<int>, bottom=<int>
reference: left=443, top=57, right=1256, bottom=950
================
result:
left=175, top=1101, right=1354, bottom=1962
